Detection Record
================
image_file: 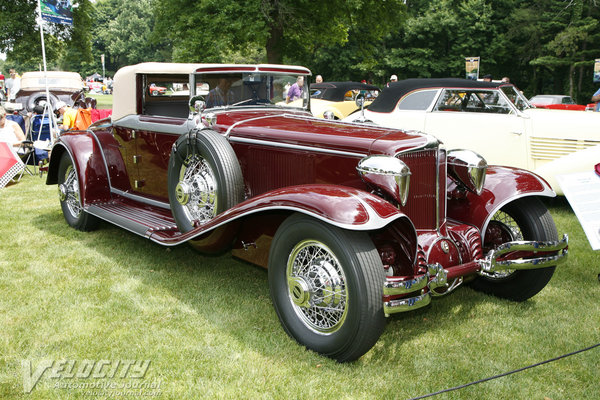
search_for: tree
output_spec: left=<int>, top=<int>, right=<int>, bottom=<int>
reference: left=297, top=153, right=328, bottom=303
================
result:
left=153, top=0, right=406, bottom=65
left=0, top=0, right=92, bottom=73
left=92, top=0, right=170, bottom=75
left=384, top=0, right=503, bottom=80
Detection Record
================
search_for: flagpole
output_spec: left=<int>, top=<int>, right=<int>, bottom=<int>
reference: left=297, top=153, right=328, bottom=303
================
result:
left=36, top=0, right=60, bottom=140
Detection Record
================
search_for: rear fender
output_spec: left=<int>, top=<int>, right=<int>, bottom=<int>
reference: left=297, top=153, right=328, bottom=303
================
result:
left=447, top=166, right=555, bottom=238
left=46, top=132, right=111, bottom=206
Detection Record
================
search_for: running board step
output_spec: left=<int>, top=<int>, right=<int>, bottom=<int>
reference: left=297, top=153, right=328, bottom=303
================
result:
left=87, top=201, right=180, bottom=239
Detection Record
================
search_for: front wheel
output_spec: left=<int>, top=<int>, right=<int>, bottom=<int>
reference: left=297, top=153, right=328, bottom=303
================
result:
left=268, top=213, right=386, bottom=362
left=57, top=152, right=99, bottom=231
left=470, top=197, right=558, bottom=301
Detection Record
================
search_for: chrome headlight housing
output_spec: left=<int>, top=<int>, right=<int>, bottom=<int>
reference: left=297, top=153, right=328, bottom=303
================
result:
left=447, top=149, right=487, bottom=195
left=357, top=155, right=411, bottom=206
left=323, top=110, right=335, bottom=120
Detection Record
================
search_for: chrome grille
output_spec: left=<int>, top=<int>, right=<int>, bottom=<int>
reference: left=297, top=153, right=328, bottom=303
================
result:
left=398, top=149, right=442, bottom=229
left=529, top=137, right=600, bottom=161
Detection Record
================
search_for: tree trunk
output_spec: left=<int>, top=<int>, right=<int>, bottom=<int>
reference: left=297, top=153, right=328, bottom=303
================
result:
left=266, top=23, right=284, bottom=64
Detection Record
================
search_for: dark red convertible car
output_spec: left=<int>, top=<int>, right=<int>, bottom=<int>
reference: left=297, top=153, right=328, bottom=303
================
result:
left=46, top=63, right=568, bottom=361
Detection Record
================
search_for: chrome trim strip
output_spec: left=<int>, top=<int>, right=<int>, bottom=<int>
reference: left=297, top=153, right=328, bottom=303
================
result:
left=228, top=136, right=368, bottom=158
left=87, top=129, right=113, bottom=189
left=394, top=133, right=440, bottom=156
left=224, top=114, right=287, bottom=138
left=384, top=292, right=431, bottom=316
left=110, top=188, right=172, bottom=210
left=113, top=114, right=195, bottom=135
left=481, top=183, right=556, bottom=241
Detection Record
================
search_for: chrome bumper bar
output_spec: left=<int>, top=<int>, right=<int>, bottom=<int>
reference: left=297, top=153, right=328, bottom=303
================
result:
left=478, top=234, right=568, bottom=273
left=383, top=235, right=568, bottom=316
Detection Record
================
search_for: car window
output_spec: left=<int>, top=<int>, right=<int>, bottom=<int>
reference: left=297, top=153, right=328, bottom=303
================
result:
left=397, top=90, right=437, bottom=110
left=434, top=89, right=513, bottom=114
left=562, top=97, right=575, bottom=104
left=500, top=86, right=531, bottom=112
left=142, top=74, right=191, bottom=118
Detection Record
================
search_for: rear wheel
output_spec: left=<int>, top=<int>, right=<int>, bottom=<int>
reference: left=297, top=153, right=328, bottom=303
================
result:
left=470, top=197, right=557, bottom=301
left=57, top=152, right=99, bottom=231
left=268, top=213, right=386, bottom=362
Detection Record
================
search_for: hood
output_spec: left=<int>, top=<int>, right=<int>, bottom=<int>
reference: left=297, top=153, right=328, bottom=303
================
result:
left=210, top=108, right=432, bottom=157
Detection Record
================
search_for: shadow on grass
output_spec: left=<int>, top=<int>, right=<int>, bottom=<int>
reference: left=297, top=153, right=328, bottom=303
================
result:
left=32, top=209, right=545, bottom=366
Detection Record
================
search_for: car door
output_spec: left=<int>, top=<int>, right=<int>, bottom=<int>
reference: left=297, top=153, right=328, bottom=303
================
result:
left=423, top=88, right=529, bottom=169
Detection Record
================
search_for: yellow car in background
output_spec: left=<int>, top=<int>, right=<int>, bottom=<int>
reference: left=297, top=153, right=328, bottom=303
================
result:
left=310, top=81, right=380, bottom=119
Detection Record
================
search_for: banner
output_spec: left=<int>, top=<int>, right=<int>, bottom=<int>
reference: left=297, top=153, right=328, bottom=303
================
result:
left=465, top=57, right=480, bottom=80
left=40, top=0, right=73, bottom=26
left=594, top=59, right=600, bottom=84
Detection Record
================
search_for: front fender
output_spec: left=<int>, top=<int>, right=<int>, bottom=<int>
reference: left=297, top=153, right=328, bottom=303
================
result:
left=160, top=184, right=416, bottom=245
left=46, top=131, right=111, bottom=206
left=447, top=166, right=555, bottom=236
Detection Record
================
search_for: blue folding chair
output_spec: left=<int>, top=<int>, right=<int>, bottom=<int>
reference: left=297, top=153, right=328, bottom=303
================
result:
left=28, top=113, right=52, bottom=164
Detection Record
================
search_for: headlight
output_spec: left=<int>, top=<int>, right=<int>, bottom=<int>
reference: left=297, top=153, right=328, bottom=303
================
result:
left=357, top=155, right=411, bottom=206
left=447, top=149, right=487, bottom=195
left=323, top=110, right=335, bottom=120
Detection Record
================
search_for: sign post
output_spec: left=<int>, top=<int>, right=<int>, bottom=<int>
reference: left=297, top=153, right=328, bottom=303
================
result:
left=465, top=57, right=480, bottom=80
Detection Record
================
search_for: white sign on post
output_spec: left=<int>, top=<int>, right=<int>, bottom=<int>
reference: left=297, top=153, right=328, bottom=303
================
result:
left=556, top=171, right=600, bottom=250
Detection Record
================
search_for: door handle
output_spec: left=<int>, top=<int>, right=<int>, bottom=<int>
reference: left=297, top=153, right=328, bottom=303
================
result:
left=510, top=131, right=523, bottom=136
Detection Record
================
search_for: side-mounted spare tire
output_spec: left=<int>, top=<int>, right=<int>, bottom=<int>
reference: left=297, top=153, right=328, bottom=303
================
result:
left=27, top=92, right=59, bottom=113
left=167, top=129, right=244, bottom=252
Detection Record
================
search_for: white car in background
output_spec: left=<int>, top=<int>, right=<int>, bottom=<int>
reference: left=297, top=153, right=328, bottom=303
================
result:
left=344, top=78, right=600, bottom=194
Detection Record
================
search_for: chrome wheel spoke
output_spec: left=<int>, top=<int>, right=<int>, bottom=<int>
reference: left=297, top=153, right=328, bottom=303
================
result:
left=287, top=240, right=347, bottom=334
left=179, top=154, right=217, bottom=224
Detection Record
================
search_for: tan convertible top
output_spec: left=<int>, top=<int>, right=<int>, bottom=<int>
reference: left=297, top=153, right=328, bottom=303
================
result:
left=20, top=71, right=84, bottom=90
left=112, top=62, right=311, bottom=121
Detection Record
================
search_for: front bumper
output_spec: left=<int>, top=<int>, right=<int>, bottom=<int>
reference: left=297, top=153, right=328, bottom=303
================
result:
left=383, top=234, right=568, bottom=316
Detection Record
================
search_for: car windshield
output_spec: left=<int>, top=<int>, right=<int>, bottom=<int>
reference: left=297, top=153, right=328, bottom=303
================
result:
left=500, top=85, right=532, bottom=111
left=193, top=73, right=309, bottom=110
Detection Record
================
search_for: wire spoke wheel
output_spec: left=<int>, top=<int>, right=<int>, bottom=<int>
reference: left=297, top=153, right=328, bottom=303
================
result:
left=176, top=154, right=218, bottom=225
left=61, top=164, right=82, bottom=218
left=470, top=197, right=558, bottom=301
left=287, top=240, right=348, bottom=334
left=481, top=209, right=523, bottom=280
left=57, top=152, right=99, bottom=231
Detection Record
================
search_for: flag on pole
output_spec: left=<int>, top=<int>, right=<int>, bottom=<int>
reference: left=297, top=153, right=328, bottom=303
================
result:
left=40, top=0, right=73, bottom=26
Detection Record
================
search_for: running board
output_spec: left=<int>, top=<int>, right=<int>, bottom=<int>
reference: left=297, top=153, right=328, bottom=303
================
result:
left=87, top=200, right=181, bottom=241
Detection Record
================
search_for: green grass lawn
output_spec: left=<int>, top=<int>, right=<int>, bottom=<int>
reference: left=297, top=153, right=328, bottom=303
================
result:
left=0, top=175, right=598, bottom=399
left=88, top=94, right=112, bottom=110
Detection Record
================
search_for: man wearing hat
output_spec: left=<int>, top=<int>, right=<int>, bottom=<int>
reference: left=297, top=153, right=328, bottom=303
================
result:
left=55, top=101, right=77, bottom=131
left=387, top=74, right=398, bottom=87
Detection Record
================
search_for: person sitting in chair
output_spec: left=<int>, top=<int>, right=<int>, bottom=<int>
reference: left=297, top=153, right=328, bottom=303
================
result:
left=0, top=106, right=26, bottom=151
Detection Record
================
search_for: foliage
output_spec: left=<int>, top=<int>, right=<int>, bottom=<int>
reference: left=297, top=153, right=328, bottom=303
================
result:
left=0, top=176, right=599, bottom=399
left=2, top=0, right=600, bottom=102
left=0, top=1, right=91, bottom=73
left=154, top=0, right=406, bottom=65
left=91, top=0, right=170, bottom=76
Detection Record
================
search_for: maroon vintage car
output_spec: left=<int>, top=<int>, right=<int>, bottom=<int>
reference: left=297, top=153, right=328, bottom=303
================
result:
left=46, top=63, right=568, bottom=361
